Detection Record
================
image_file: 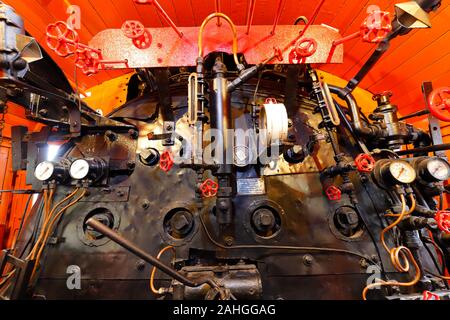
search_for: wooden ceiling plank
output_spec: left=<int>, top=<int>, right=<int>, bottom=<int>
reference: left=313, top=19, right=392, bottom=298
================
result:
left=281, top=0, right=315, bottom=27
left=324, top=0, right=393, bottom=75
left=374, top=33, right=450, bottom=92
left=157, top=0, right=180, bottom=26
left=338, top=0, right=397, bottom=77
left=171, top=0, right=196, bottom=27
left=228, top=0, right=247, bottom=26
left=87, top=0, right=123, bottom=29
left=364, top=5, right=450, bottom=89
left=387, top=54, right=449, bottom=107
left=394, top=65, right=450, bottom=113
left=189, top=0, right=215, bottom=27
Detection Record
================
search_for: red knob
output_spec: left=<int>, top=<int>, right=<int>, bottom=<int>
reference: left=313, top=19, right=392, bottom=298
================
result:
left=428, top=87, right=450, bottom=122
left=422, top=291, right=440, bottom=300
left=159, top=150, right=174, bottom=172
left=360, top=11, right=392, bottom=43
left=355, top=153, right=376, bottom=173
left=435, top=210, right=450, bottom=234
left=325, top=185, right=341, bottom=201
left=200, top=179, right=219, bottom=198
left=46, top=21, right=79, bottom=57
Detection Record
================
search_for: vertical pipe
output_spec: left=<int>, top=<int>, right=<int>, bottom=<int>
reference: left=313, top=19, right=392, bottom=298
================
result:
left=150, top=0, right=183, bottom=38
left=211, top=58, right=234, bottom=226
left=270, top=0, right=285, bottom=35
left=215, top=0, right=222, bottom=26
left=246, top=0, right=256, bottom=34
left=299, top=0, right=325, bottom=37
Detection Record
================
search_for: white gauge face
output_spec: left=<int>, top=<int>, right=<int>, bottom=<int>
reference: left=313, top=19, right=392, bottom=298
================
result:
left=69, top=159, right=90, bottom=180
left=389, top=161, right=416, bottom=184
left=427, top=158, right=450, bottom=181
left=34, top=161, right=55, bottom=181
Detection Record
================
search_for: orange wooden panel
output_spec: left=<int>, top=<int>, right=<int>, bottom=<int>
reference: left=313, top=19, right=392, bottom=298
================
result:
left=395, top=68, right=450, bottom=115
left=363, top=5, right=450, bottom=90
left=0, top=145, right=13, bottom=249
left=322, top=0, right=394, bottom=76
left=370, top=33, right=450, bottom=95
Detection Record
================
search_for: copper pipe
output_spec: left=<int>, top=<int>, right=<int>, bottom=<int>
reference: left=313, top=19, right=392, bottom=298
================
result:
left=246, top=0, right=256, bottom=34
left=198, top=13, right=239, bottom=66
left=270, top=0, right=285, bottom=35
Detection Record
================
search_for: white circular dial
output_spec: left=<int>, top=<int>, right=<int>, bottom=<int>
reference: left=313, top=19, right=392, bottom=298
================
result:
left=389, top=161, right=416, bottom=184
left=69, top=159, right=90, bottom=180
left=427, top=158, right=450, bottom=181
left=34, top=161, right=55, bottom=181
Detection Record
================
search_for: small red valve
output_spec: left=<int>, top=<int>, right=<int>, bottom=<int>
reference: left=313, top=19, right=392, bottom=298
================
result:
left=200, top=179, right=219, bottom=198
left=74, top=47, right=102, bottom=76
left=360, top=11, right=392, bottom=43
left=159, top=150, right=174, bottom=172
left=422, top=291, right=440, bottom=300
left=46, top=21, right=79, bottom=57
left=325, top=185, right=341, bottom=201
left=289, top=38, right=317, bottom=64
left=428, top=87, right=450, bottom=122
left=265, top=97, right=278, bottom=104
left=355, top=153, right=376, bottom=173
left=273, top=46, right=283, bottom=62
left=435, top=210, right=450, bottom=234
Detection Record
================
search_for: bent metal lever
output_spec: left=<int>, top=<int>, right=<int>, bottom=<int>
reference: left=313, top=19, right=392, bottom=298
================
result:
left=86, top=218, right=216, bottom=289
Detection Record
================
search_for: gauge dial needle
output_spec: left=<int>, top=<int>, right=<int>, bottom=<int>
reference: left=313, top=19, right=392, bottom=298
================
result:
left=396, top=167, right=405, bottom=179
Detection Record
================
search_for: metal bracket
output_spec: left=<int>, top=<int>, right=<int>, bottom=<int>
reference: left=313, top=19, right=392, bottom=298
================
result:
left=422, top=81, right=446, bottom=158
left=0, top=250, right=35, bottom=300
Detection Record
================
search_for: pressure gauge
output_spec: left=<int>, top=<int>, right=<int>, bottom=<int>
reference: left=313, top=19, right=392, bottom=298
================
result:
left=413, top=157, right=450, bottom=183
left=426, top=158, right=450, bottom=181
left=373, top=159, right=416, bottom=188
left=34, top=161, right=55, bottom=181
left=69, top=159, right=90, bottom=180
left=69, top=157, right=106, bottom=181
left=387, top=160, right=416, bottom=184
left=34, top=159, right=71, bottom=182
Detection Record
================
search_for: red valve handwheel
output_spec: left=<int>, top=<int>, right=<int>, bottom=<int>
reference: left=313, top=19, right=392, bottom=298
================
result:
left=360, top=11, right=392, bottom=43
left=200, top=179, right=219, bottom=198
left=46, top=21, right=79, bottom=57
left=289, top=38, right=317, bottom=64
left=159, top=150, right=174, bottom=172
left=121, top=20, right=145, bottom=39
left=325, top=185, right=341, bottom=201
left=75, top=47, right=102, bottom=76
left=132, top=30, right=152, bottom=50
left=435, top=210, right=450, bottom=234
left=422, top=291, right=440, bottom=300
left=428, top=87, right=450, bottom=122
left=355, top=153, right=376, bottom=173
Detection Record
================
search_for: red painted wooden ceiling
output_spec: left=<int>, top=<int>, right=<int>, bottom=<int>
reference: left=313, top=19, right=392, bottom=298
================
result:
left=5, top=0, right=450, bottom=116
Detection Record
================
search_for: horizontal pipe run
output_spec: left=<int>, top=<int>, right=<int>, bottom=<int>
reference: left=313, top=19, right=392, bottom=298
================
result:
left=86, top=218, right=210, bottom=288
